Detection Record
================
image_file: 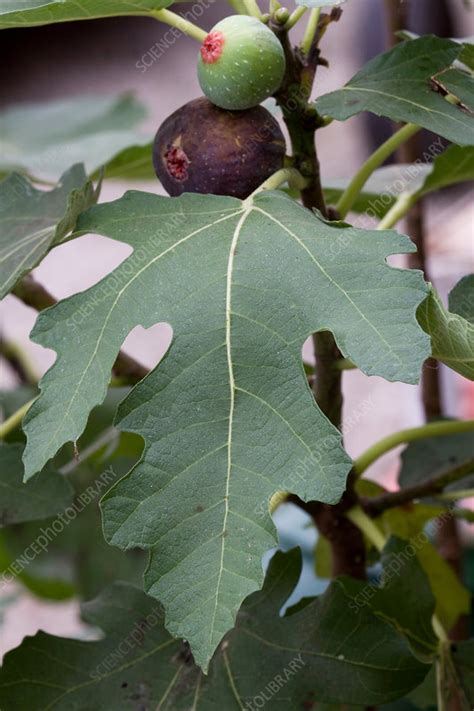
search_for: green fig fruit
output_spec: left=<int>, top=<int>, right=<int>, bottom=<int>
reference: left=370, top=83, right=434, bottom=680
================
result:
left=197, top=15, right=286, bottom=111
left=152, top=97, right=286, bottom=199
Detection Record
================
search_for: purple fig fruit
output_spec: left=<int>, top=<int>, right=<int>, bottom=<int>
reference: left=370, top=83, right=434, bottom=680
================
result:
left=152, top=97, right=286, bottom=200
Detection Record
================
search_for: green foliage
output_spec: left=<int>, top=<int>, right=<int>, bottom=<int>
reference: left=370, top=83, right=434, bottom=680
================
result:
left=0, top=8, right=472, bottom=706
left=418, top=281, right=474, bottom=380
left=317, top=37, right=474, bottom=146
left=449, top=274, right=474, bottom=324
left=0, top=550, right=431, bottom=709
left=377, top=506, right=471, bottom=631
left=399, top=424, right=474, bottom=492
left=0, top=95, right=150, bottom=181
left=0, top=0, right=175, bottom=28
left=0, top=443, right=73, bottom=525
left=0, top=165, right=98, bottom=299
left=417, top=145, right=474, bottom=196
left=18, top=188, right=432, bottom=668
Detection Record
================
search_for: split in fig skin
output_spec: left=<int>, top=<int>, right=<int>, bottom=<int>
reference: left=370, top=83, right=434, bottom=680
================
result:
left=153, top=97, right=286, bottom=200
left=197, top=15, right=286, bottom=111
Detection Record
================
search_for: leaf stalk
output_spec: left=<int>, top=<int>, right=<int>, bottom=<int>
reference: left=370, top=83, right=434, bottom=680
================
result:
left=0, top=400, right=35, bottom=440
left=242, top=0, right=262, bottom=18
left=284, top=6, right=307, bottom=30
left=300, top=8, right=321, bottom=56
left=250, top=167, right=309, bottom=196
left=336, top=123, right=421, bottom=219
left=354, top=419, right=474, bottom=477
left=377, top=191, right=417, bottom=230
left=151, top=9, right=208, bottom=43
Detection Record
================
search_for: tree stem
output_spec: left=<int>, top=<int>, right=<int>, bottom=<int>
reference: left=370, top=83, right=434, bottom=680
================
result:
left=354, top=420, right=474, bottom=476
left=312, top=331, right=343, bottom=428
left=152, top=9, right=208, bottom=42
left=362, top=457, right=474, bottom=515
left=336, top=123, right=421, bottom=218
left=273, top=20, right=366, bottom=580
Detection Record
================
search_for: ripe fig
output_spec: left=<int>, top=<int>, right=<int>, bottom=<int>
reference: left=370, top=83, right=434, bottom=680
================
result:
left=152, top=97, right=286, bottom=199
left=197, top=15, right=286, bottom=110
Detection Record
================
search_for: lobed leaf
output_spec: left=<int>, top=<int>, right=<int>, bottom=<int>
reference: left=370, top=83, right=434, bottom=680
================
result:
left=316, top=36, right=474, bottom=146
left=0, top=165, right=98, bottom=299
left=21, top=189, right=430, bottom=667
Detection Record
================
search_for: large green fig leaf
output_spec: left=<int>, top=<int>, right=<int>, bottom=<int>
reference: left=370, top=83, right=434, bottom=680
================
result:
left=0, top=442, right=73, bottom=525
left=22, top=189, right=430, bottom=668
left=418, top=282, right=474, bottom=380
left=0, top=1, right=176, bottom=28
left=0, top=94, right=150, bottom=181
left=0, top=550, right=430, bottom=708
left=317, top=37, right=474, bottom=146
left=0, top=165, right=98, bottom=299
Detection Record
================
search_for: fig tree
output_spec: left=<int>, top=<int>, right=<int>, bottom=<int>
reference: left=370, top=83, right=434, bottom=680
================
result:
left=152, top=97, right=286, bottom=199
left=197, top=15, right=286, bottom=110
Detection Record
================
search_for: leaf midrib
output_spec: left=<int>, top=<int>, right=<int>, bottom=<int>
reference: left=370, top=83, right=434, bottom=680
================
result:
left=337, top=86, right=468, bottom=129
left=34, top=208, right=243, bottom=470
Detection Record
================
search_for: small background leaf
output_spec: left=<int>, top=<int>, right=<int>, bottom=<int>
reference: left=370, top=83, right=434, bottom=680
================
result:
left=417, top=145, right=474, bottom=196
left=317, top=37, right=474, bottom=146
left=418, top=283, right=474, bottom=380
left=0, top=95, right=151, bottom=181
left=0, top=164, right=98, bottom=299
left=449, top=274, right=474, bottom=323
left=398, top=423, right=474, bottom=492
left=0, top=442, right=73, bottom=525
